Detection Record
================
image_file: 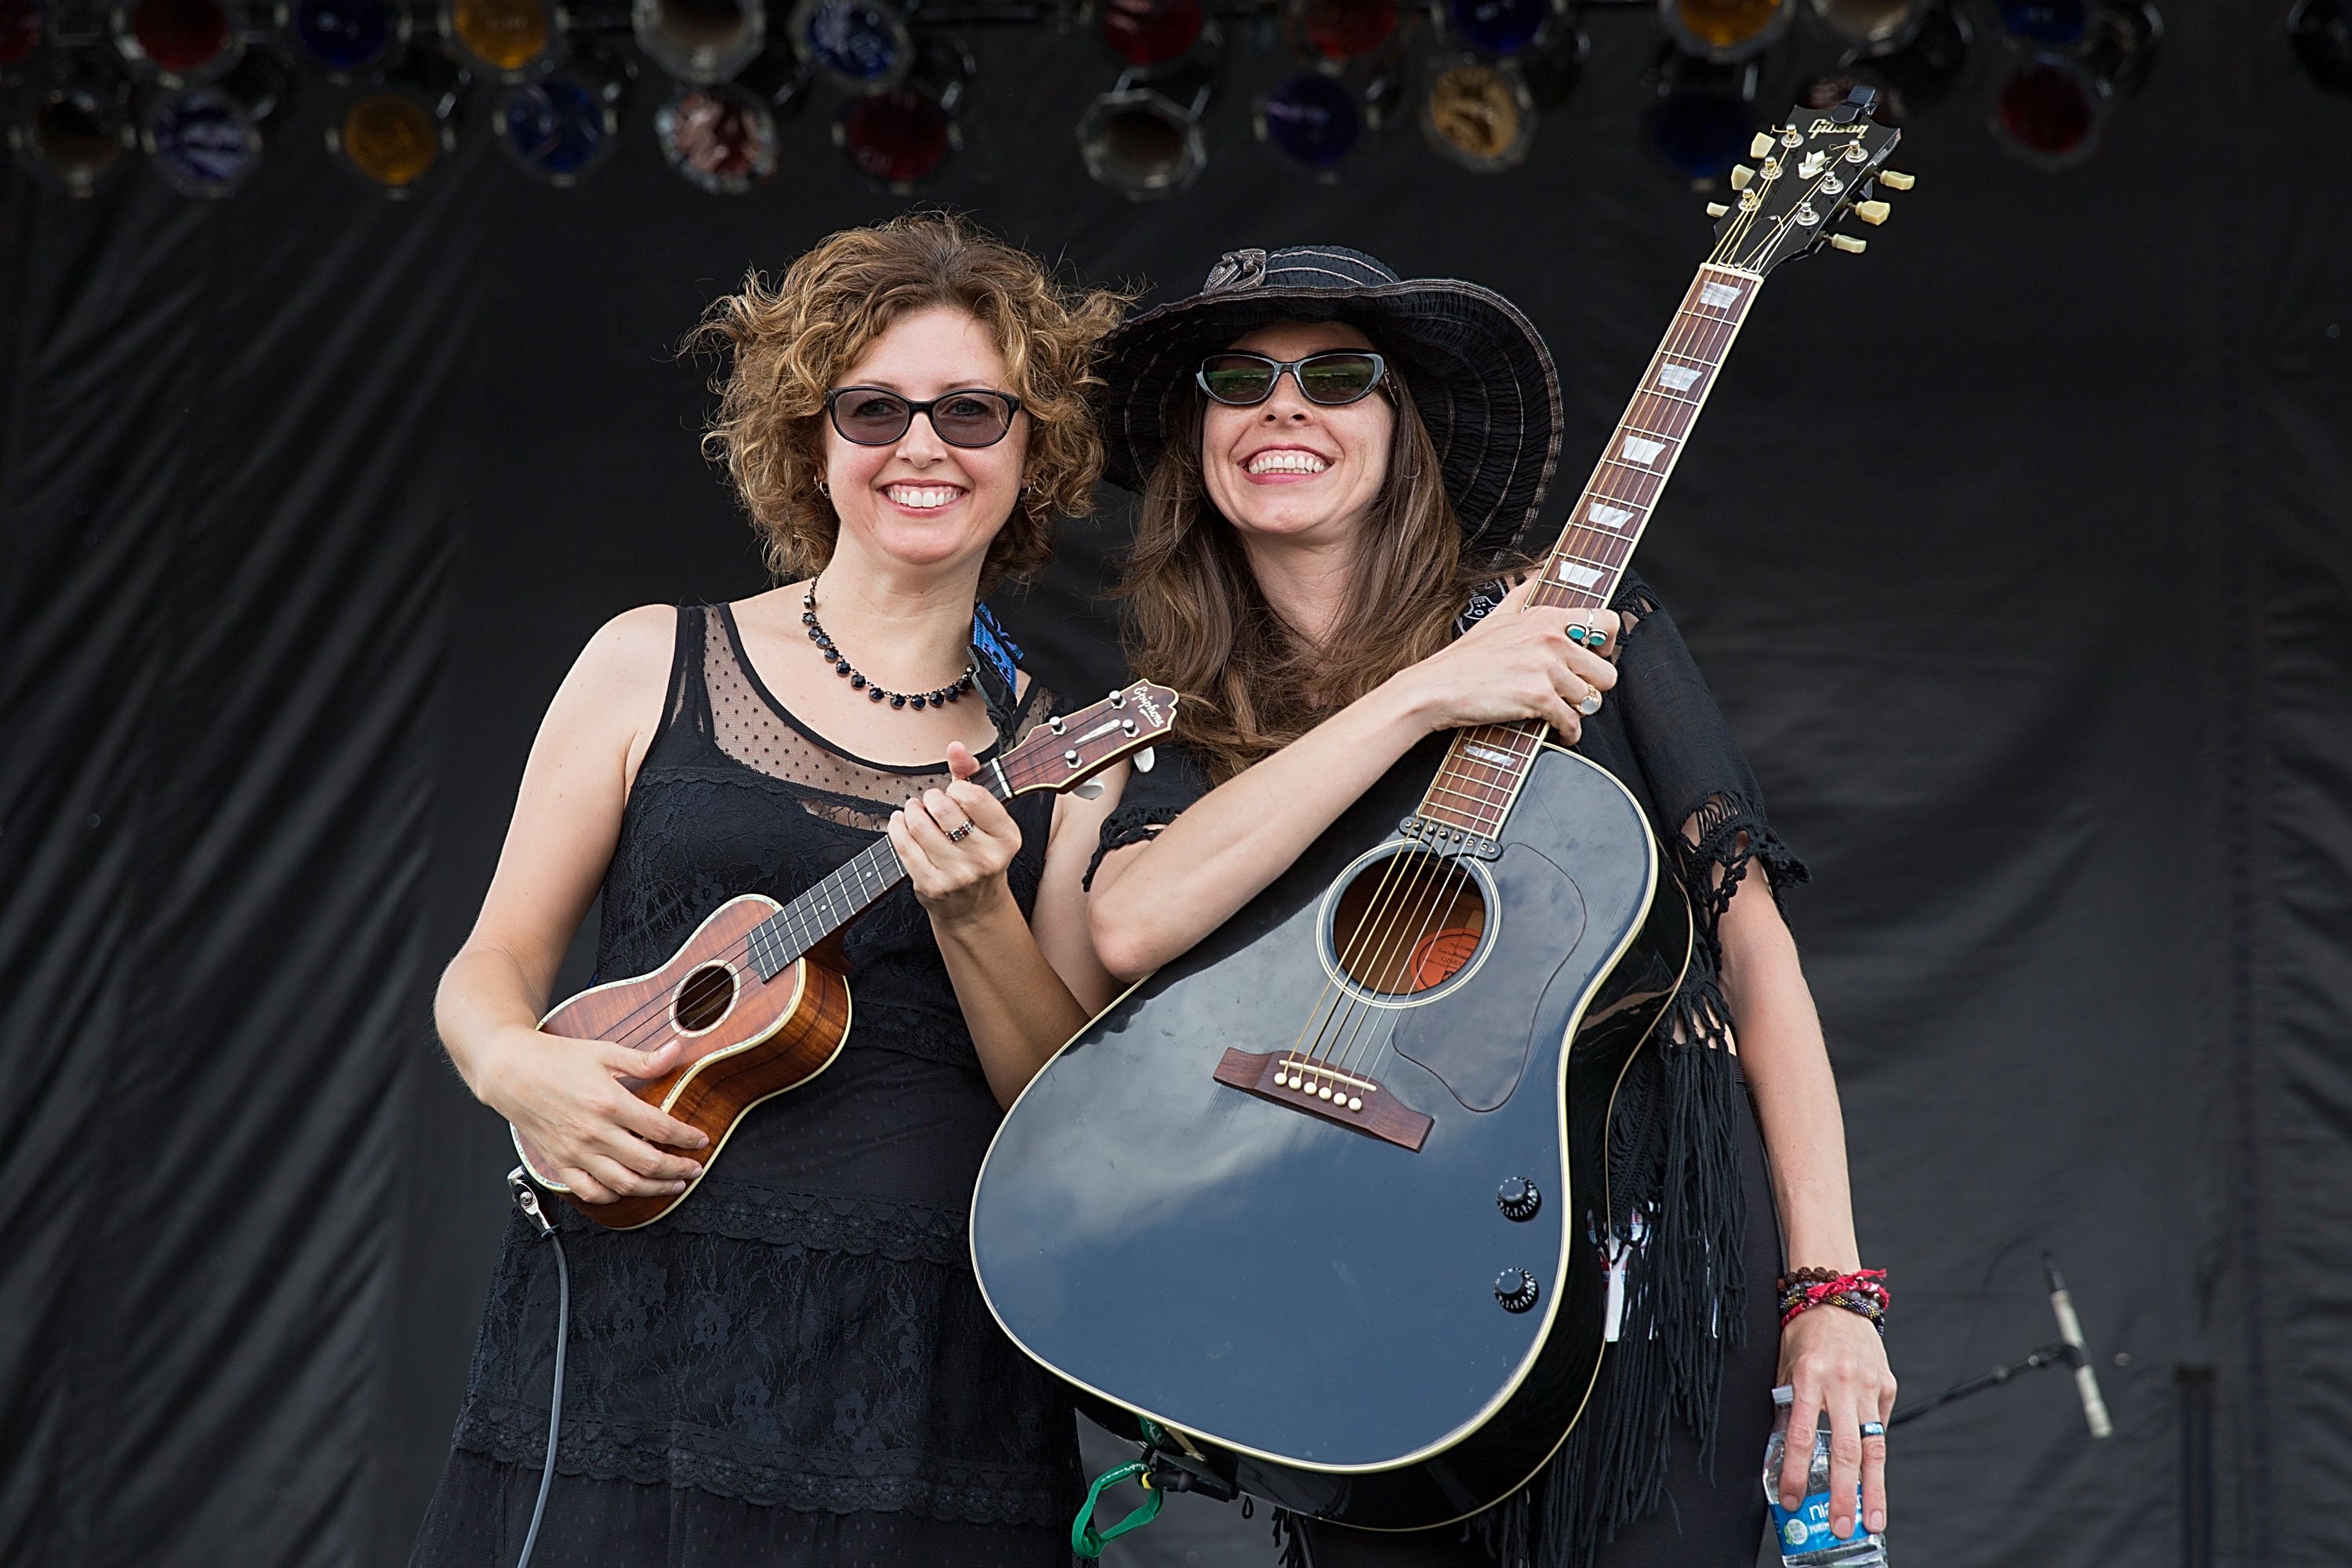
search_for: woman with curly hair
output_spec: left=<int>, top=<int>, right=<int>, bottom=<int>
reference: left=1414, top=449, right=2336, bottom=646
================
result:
left=412, top=214, right=1130, bottom=1567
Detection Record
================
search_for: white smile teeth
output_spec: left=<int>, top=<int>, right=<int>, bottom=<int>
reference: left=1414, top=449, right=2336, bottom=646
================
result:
left=1247, top=451, right=1330, bottom=476
left=886, top=485, right=962, bottom=510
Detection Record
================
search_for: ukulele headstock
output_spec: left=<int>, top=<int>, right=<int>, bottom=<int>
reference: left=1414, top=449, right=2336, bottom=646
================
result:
left=999, top=680, right=1181, bottom=795
left=1706, top=85, right=1911, bottom=276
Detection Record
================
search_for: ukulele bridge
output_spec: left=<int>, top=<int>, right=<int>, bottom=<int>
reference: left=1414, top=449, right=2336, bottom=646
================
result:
left=1212, top=1049, right=1432, bottom=1152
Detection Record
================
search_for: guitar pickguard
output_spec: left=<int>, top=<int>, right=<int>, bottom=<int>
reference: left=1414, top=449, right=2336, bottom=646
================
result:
left=1392, top=844, right=1587, bottom=1112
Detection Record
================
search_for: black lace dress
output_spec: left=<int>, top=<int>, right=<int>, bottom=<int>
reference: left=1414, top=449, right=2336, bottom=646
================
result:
left=413, top=605, right=1082, bottom=1568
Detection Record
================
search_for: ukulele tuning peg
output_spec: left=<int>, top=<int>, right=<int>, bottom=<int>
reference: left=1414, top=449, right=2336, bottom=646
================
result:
left=1729, top=165, right=1753, bottom=191
left=1828, top=234, right=1867, bottom=255
left=1706, top=201, right=1730, bottom=218
left=1877, top=169, right=1915, bottom=191
left=1855, top=200, right=1891, bottom=226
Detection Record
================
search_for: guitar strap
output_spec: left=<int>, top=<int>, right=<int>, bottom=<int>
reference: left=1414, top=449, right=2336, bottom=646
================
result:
left=970, top=602, right=1026, bottom=750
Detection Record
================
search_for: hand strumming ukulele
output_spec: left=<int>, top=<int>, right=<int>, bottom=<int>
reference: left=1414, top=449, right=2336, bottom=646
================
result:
left=970, top=93, right=1911, bottom=1528
left=514, top=681, right=1180, bottom=1230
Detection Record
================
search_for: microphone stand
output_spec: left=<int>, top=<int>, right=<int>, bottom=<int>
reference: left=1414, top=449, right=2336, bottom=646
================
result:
left=1887, top=1340, right=2084, bottom=1428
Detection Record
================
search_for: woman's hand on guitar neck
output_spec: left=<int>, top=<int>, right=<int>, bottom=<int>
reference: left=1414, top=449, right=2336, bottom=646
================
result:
left=890, top=742, right=1022, bottom=925
left=482, top=1027, right=710, bottom=1204
left=1380, top=575, right=1621, bottom=746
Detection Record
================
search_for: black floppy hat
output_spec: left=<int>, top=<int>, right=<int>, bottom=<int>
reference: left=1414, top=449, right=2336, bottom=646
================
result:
left=1097, top=245, right=1563, bottom=562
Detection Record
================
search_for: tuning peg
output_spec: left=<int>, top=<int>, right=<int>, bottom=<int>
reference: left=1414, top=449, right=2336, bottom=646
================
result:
left=1877, top=170, right=1915, bottom=191
left=1729, top=165, right=1753, bottom=191
left=1828, top=234, right=1868, bottom=255
left=1750, top=131, right=1776, bottom=159
left=1855, top=200, right=1891, bottom=226
left=1706, top=201, right=1730, bottom=218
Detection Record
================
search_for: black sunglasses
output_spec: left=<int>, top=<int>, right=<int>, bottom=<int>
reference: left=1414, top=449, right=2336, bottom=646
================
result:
left=825, top=387, right=1024, bottom=448
left=1195, top=351, right=1389, bottom=408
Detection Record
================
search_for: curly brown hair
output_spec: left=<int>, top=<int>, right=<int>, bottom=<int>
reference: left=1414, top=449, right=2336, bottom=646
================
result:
left=691, top=212, right=1132, bottom=590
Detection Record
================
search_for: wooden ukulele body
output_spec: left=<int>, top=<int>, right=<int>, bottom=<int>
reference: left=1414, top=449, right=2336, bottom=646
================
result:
left=510, top=893, right=853, bottom=1230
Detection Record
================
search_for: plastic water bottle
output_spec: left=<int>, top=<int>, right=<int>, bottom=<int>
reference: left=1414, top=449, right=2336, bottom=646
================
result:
left=1762, top=1385, right=1887, bottom=1566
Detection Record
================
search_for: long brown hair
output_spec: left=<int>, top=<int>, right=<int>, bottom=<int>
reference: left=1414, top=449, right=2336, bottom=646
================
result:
left=1116, top=362, right=1506, bottom=782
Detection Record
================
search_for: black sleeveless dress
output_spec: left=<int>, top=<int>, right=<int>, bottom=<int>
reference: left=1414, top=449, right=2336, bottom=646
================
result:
left=412, top=605, right=1082, bottom=1568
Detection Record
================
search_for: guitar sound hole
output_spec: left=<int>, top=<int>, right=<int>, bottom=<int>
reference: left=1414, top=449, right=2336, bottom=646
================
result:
left=673, top=964, right=736, bottom=1033
left=1330, top=851, right=1487, bottom=998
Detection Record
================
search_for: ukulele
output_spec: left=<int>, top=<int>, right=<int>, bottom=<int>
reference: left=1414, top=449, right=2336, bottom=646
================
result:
left=514, top=679, right=1180, bottom=1229
left=971, top=92, right=1909, bottom=1527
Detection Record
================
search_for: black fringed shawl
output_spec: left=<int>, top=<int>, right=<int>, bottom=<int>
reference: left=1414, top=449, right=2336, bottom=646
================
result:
left=1087, top=573, right=1807, bottom=1568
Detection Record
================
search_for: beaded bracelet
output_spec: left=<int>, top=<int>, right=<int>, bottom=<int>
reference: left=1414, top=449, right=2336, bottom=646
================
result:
left=1777, top=1267, right=1890, bottom=1334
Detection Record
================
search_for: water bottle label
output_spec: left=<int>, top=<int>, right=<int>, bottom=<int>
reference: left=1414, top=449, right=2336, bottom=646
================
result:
left=1770, top=1489, right=1868, bottom=1557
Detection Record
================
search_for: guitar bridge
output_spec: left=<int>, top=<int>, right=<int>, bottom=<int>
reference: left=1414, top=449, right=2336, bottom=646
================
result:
left=1212, top=1050, right=1432, bottom=1152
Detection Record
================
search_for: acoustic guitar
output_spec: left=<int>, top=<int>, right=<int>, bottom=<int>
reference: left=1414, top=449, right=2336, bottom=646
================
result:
left=514, top=679, right=1180, bottom=1229
left=970, top=94, right=1909, bottom=1527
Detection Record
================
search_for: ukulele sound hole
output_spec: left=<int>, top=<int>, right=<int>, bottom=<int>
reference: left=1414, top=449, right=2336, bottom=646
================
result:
left=1330, top=851, right=1488, bottom=999
left=673, top=964, right=736, bottom=1033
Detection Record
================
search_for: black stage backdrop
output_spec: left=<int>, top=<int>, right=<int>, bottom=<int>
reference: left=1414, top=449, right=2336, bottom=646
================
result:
left=3, top=5, right=2348, bottom=1565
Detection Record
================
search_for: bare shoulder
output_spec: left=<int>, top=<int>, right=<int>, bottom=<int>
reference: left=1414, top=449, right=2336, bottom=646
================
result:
left=539, top=604, right=680, bottom=771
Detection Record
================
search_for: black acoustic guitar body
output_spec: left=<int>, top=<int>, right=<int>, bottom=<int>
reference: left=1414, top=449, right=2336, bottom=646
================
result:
left=971, top=739, right=1690, bottom=1529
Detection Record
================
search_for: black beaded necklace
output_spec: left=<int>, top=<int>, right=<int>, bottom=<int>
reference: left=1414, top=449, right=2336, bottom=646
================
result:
left=802, top=587, right=977, bottom=712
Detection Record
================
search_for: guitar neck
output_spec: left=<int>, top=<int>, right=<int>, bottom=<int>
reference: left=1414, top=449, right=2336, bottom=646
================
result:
left=1414, top=263, right=1764, bottom=844
left=744, top=767, right=1019, bottom=978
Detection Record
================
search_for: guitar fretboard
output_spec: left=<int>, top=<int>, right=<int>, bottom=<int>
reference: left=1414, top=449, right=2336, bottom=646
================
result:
left=1416, top=263, right=1763, bottom=841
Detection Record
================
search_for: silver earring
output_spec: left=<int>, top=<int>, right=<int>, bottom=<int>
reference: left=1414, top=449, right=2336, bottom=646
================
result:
left=817, top=479, right=830, bottom=497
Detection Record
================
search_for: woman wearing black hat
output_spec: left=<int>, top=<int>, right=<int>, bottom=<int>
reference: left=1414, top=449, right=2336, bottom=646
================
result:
left=1082, top=248, right=1896, bottom=1566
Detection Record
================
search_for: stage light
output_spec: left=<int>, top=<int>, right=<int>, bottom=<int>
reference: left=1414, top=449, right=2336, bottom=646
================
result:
left=634, top=0, right=764, bottom=85
left=835, top=38, right=967, bottom=191
left=141, top=48, right=289, bottom=196
left=112, top=0, right=245, bottom=85
left=284, top=0, right=405, bottom=79
left=1646, top=47, right=1756, bottom=181
left=1660, top=0, right=1792, bottom=63
left=1867, top=0, right=1969, bottom=114
left=1, top=0, right=45, bottom=75
left=1994, top=0, right=2086, bottom=46
left=328, top=46, right=463, bottom=192
left=1990, top=2, right=2158, bottom=169
left=656, top=82, right=777, bottom=190
left=1102, top=0, right=1202, bottom=68
left=1079, top=59, right=1211, bottom=199
left=1446, top=0, right=1558, bottom=57
left=2291, top=0, right=2352, bottom=96
left=497, top=40, right=630, bottom=183
left=1421, top=55, right=1534, bottom=171
left=1258, top=69, right=1362, bottom=176
left=1290, top=0, right=1398, bottom=61
left=1802, top=0, right=1926, bottom=55
left=789, top=0, right=911, bottom=91
left=1991, top=53, right=2100, bottom=165
left=9, top=53, right=136, bottom=195
left=443, top=0, right=562, bottom=79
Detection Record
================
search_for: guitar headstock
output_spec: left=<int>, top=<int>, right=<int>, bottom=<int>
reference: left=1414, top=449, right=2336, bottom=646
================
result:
left=1705, top=85, right=1913, bottom=275
left=997, top=680, right=1181, bottom=796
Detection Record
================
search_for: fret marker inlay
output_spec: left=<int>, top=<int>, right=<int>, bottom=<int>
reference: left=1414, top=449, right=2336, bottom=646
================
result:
left=1621, top=435, right=1666, bottom=465
left=1588, top=503, right=1637, bottom=530
left=1554, top=559, right=1604, bottom=588
left=1465, top=743, right=1518, bottom=767
left=1699, top=281, right=1742, bottom=310
left=1657, top=364, right=1701, bottom=393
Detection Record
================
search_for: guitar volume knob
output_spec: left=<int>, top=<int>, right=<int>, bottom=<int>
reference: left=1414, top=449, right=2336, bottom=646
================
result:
left=1494, top=1269, right=1539, bottom=1313
left=1497, top=1177, right=1541, bottom=1221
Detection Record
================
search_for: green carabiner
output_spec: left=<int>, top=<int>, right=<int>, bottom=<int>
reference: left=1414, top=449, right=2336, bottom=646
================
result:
left=1071, top=1460, right=1164, bottom=1559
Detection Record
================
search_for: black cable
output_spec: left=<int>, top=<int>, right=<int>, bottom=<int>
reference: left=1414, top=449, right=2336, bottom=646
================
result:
left=507, top=1169, right=571, bottom=1568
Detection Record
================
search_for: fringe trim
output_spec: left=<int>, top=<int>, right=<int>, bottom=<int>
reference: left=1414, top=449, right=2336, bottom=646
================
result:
left=1472, top=1027, right=1750, bottom=1568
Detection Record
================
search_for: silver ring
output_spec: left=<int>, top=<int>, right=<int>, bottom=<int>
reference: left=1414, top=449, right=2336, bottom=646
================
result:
left=946, top=822, right=973, bottom=843
left=1860, top=1421, right=1887, bottom=1440
left=1576, top=688, right=1604, bottom=717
